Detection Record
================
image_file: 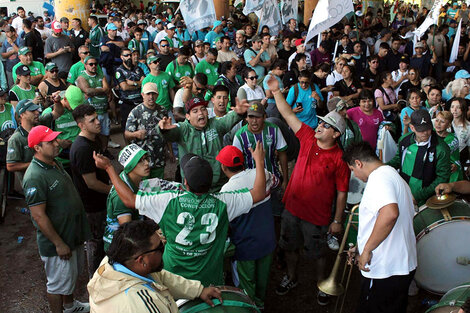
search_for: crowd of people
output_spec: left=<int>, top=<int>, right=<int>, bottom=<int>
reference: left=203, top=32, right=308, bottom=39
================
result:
left=5, top=0, right=470, bottom=313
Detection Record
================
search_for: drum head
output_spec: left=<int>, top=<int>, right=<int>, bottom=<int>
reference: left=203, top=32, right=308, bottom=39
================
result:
left=347, top=172, right=366, bottom=205
left=415, top=220, right=470, bottom=294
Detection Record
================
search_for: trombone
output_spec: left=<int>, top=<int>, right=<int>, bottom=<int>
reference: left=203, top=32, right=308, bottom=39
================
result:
left=318, top=204, right=359, bottom=313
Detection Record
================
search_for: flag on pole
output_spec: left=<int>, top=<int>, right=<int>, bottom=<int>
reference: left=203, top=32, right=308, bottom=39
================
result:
left=414, top=0, right=446, bottom=38
left=390, top=0, right=400, bottom=22
left=179, top=0, right=217, bottom=34
left=447, top=20, right=462, bottom=72
left=243, top=0, right=266, bottom=16
left=305, top=0, right=354, bottom=44
left=257, top=0, right=282, bottom=35
left=280, top=0, right=298, bottom=25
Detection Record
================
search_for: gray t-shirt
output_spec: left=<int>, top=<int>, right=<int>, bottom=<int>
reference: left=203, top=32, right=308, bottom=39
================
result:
left=44, top=34, right=74, bottom=72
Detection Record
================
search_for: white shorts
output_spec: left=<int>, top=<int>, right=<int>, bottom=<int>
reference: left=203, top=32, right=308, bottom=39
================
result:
left=40, top=245, right=85, bottom=295
left=98, top=112, right=111, bottom=136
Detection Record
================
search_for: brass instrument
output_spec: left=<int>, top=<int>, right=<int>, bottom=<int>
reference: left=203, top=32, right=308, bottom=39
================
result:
left=317, top=204, right=359, bottom=313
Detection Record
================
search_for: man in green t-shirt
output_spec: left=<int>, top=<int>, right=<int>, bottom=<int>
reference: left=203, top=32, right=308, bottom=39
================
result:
left=195, top=48, right=219, bottom=86
left=165, top=46, right=194, bottom=86
left=87, top=16, right=105, bottom=58
left=23, top=125, right=91, bottom=313
left=0, top=88, right=16, bottom=131
left=67, top=45, right=103, bottom=84
left=142, top=55, right=175, bottom=111
left=94, top=141, right=267, bottom=287
left=12, top=47, right=45, bottom=86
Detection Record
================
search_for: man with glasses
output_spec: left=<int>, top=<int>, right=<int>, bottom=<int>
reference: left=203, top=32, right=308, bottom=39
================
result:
left=244, top=35, right=271, bottom=84
left=12, top=47, right=45, bottom=86
left=68, top=45, right=104, bottom=84
left=141, top=56, right=175, bottom=113
left=165, top=46, right=194, bottom=86
left=38, top=63, right=67, bottom=104
left=266, top=77, right=349, bottom=305
left=360, top=55, right=380, bottom=89
left=156, top=39, right=175, bottom=72
left=88, top=219, right=223, bottom=312
left=76, top=56, right=111, bottom=150
left=116, top=48, right=145, bottom=131
left=125, top=83, right=168, bottom=179
left=23, top=125, right=91, bottom=313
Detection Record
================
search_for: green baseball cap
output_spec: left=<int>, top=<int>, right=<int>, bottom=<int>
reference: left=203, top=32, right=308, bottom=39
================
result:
left=65, top=85, right=85, bottom=110
left=146, top=55, right=161, bottom=65
left=45, top=62, right=58, bottom=71
left=18, top=47, right=31, bottom=56
left=16, top=99, right=40, bottom=115
left=84, top=55, right=97, bottom=64
left=118, top=144, right=148, bottom=173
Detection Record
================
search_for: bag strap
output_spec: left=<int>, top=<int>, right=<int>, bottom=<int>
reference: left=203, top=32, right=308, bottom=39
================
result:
left=379, top=86, right=393, bottom=105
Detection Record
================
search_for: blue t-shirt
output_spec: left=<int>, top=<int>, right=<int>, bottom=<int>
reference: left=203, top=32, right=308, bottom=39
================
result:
left=176, top=29, right=191, bottom=43
left=1, top=37, right=23, bottom=71
left=140, top=30, right=154, bottom=52
left=204, top=31, right=223, bottom=48
left=286, top=83, right=321, bottom=129
left=192, top=30, right=207, bottom=42
left=244, top=48, right=270, bottom=82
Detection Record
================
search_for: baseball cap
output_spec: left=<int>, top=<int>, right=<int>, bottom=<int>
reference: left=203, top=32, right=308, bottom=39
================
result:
left=410, top=110, right=432, bottom=131
left=195, top=40, right=204, bottom=47
left=415, top=42, right=425, bottom=49
left=176, top=21, right=184, bottom=28
left=317, top=111, right=346, bottom=135
left=180, top=153, right=213, bottom=192
left=84, top=55, right=97, bottom=64
left=45, top=62, right=58, bottom=71
left=295, top=39, right=305, bottom=47
left=107, top=23, right=118, bottom=31
left=137, top=19, right=147, bottom=25
left=146, top=55, right=160, bottom=65
left=65, top=85, right=85, bottom=109
left=18, top=46, right=31, bottom=56
left=155, top=19, right=162, bottom=24
left=28, top=125, right=61, bottom=148
left=142, top=82, right=159, bottom=94
left=270, top=35, right=277, bottom=41
left=146, top=49, right=156, bottom=55
left=247, top=102, right=265, bottom=117
left=455, top=69, right=470, bottom=79
left=16, top=99, right=40, bottom=115
left=118, top=144, right=148, bottom=173
left=399, top=55, right=410, bottom=64
left=185, top=97, right=208, bottom=113
left=327, top=97, right=348, bottom=112
left=212, top=20, right=222, bottom=30
left=16, top=65, right=31, bottom=76
left=52, top=21, right=62, bottom=33
left=216, top=145, right=244, bottom=167
left=167, top=23, right=176, bottom=30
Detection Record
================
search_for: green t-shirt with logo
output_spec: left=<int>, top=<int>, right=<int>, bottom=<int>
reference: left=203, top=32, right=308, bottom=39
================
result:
left=165, top=60, right=194, bottom=85
left=0, top=103, right=16, bottom=131
left=79, top=71, right=108, bottom=114
left=67, top=61, right=103, bottom=84
left=195, top=60, right=219, bottom=86
left=9, top=85, right=36, bottom=102
left=444, top=132, right=463, bottom=182
left=141, top=72, right=175, bottom=110
left=135, top=188, right=253, bottom=286
left=12, top=61, right=45, bottom=82
left=6, top=126, right=32, bottom=164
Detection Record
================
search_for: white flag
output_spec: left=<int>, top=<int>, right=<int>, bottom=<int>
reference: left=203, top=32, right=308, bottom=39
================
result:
left=414, top=0, right=446, bottom=38
left=447, top=20, right=462, bottom=72
left=179, top=0, right=216, bottom=34
left=305, top=0, right=354, bottom=44
left=280, top=0, right=298, bottom=25
left=258, top=0, right=282, bottom=35
left=243, top=0, right=266, bottom=16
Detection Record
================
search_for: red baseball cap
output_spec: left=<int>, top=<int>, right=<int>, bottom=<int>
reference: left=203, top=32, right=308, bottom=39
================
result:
left=216, top=145, right=244, bottom=167
left=185, top=97, right=208, bottom=113
left=28, top=125, right=61, bottom=148
left=51, top=21, right=62, bottom=33
left=295, top=39, right=305, bottom=47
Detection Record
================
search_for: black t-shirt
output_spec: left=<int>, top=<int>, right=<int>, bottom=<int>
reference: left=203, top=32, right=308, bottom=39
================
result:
left=69, top=136, right=109, bottom=213
left=360, top=68, right=378, bottom=87
left=398, top=80, right=421, bottom=99
left=157, top=53, right=176, bottom=71
left=334, top=78, right=362, bottom=96
left=278, top=48, right=294, bottom=61
left=385, top=50, right=403, bottom=72
left=24, top=30, right=44, bottom=62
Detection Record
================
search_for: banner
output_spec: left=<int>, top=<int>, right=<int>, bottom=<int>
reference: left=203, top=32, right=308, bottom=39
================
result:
left=257, top=0, right=282, bottom=36
left=243, top=0, right=266, bottom=16
left=179, top=0, right=216, bottom=34
left=280, top=0, right=298, bottom=25
left=447, top=20, right=462, bottom=72
left=414, top=0, right=446, bottom=38
left=305, top=0, right=354, bottom=44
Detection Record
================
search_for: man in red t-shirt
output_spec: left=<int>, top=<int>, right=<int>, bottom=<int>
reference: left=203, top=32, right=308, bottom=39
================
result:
left=266, top=77, right=350, bottom=305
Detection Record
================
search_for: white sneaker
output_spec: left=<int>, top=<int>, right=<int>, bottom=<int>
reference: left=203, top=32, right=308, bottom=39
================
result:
left=63, top=300, right=90, bottom=313
left=327, top=233, right=340, bottom=251
left=107, top=140, right=120, bottom=148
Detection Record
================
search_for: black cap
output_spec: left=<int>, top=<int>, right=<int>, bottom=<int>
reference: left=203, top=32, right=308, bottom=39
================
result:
left=181, top=154, right=213, bottom=193
left=410, top=110, right=432, bottom=131
left=399, top=55, right=410, bottom=64
left=16, top=65, right=31, bottom=76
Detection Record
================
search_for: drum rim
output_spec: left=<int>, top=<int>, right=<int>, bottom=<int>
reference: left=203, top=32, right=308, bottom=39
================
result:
left=415, top=216, right=470, bottom=241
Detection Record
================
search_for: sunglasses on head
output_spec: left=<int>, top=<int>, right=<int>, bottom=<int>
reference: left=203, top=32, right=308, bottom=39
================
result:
left=248, top=75, right=258, bottom=80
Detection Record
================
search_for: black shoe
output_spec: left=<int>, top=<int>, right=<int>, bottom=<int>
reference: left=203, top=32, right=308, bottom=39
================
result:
left=317, top=291, right=329, bottom=306
left=275, top=275, right=298, bottom=295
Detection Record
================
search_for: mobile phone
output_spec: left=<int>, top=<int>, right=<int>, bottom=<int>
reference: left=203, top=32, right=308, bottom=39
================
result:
left=296, top=103, right=303, bottom=109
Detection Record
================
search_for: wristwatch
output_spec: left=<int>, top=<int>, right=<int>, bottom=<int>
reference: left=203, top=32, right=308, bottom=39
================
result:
left=333, top=219, right=341, bottom=224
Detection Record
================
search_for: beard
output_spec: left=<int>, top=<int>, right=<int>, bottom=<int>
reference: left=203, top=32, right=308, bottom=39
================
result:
left=151, top=260, right=164, bottom=273
left=124, top=59, right=133, bottom=67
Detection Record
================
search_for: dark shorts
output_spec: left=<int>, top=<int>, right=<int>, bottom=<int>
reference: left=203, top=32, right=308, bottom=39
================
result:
left=278, top=209, right=328, bottom=259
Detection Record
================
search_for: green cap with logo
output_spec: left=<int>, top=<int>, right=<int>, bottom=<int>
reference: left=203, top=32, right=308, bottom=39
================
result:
left=118, top=144, right=148, bottom=173
left=45, top=62, right=58, bottom=71
left=65, top=85, right=85, bottom=110
left=18, top=47, right=31, bottom=56
left=16, top=99, right=40, bottom=115
left=146, top=55, right=160, bottom=65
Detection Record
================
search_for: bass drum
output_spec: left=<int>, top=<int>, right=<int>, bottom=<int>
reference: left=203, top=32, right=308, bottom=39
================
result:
left=177, top=286, right=260, bottom=313
left=426, top=282, right=470, bottom=313
left=347, top=171, right=366, bottom=205
left=413, top=200, right=470, bottom=294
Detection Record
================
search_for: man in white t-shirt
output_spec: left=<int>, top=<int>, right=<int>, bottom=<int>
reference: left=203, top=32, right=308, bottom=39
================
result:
left=12, top=7, right=26, bottom=34
left=343, top=142, right=417, bottom=313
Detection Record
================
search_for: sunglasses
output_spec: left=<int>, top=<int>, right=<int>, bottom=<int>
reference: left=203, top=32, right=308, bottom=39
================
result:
left=50, top=69, right=59, bottom=73
left=160, top=44, right=169, bottom=47
left=122, top=54, right=131, bottom=57
left=248, top=75, right=258, bottom=80
left=134, top=241, right=165, bottom=259
left=87, top=62, right=97, bottom=66
left=319, top=120, right=333, bottom=129
left=196, top=86, right=207, bottom=92
left=152, top=60, right=159, bottom=64
left=81, top=51, right=90, bottom=55
left=299, top=81, right=309, bottom=85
